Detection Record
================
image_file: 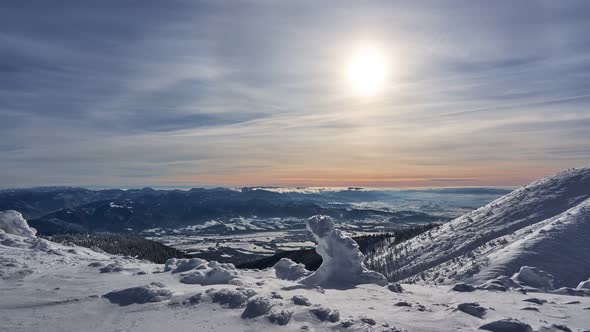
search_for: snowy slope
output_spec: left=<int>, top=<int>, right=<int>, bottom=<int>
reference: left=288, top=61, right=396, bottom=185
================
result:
left=366, top=167, right=590, bottom=287
left=0, top=210, right=111, bottom=281
left=1, top=212, right=590, bottom=331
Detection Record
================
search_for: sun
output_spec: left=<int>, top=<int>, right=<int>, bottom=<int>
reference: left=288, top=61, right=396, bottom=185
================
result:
left=346, top=46, right=389, bottom=97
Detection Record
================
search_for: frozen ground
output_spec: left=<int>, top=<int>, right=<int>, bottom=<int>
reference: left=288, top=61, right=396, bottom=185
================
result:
left=3, top=265, right=590, bottom=332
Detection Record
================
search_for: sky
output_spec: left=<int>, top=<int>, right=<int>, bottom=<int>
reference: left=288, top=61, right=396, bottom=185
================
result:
left=1, top=1, right=589, bottom=188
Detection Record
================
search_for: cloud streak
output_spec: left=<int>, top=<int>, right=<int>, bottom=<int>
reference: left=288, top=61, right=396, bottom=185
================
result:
left=0, top=1, right=589, bottom=188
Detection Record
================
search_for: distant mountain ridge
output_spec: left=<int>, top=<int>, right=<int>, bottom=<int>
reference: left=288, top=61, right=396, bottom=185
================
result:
left=0, top=185, right=505, bottom=235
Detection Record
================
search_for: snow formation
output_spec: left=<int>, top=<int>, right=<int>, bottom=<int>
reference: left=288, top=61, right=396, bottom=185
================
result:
left=0, top=210, right=37, bottom=238
left=273, top=258, right=310, bottom=280
left=300, top=215, right=387, bottom=288
left=177, top=260, right=239, bottom=285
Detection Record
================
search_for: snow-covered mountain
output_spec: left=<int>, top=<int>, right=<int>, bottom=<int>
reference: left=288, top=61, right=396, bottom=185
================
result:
left=366, top=167, right=590, bottom=288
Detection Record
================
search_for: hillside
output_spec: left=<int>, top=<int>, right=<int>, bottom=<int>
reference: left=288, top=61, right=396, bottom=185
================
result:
left=366, top=167, right=590, bottom=287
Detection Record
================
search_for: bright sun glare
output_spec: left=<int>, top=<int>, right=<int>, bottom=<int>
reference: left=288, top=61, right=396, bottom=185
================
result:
left=346, top=46, right=389, bottom=97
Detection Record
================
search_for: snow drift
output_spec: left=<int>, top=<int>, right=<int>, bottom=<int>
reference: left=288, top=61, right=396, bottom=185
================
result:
left=300, top=215, right=387, bottom=288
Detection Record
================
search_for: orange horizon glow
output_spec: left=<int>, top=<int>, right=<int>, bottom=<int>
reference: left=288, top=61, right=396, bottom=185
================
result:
left=153, top=166, right=563, bottom=189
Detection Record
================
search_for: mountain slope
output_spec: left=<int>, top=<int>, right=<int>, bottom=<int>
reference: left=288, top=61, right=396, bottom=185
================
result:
left=0, top=187, right=124, bottom=219
left=473, top=198, right=590, bottom=287
left=366, top=167, right=590, bottom=287
left=2, top=210, right=590, bottom=331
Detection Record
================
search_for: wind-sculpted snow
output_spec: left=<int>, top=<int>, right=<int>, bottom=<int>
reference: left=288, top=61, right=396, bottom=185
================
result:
left=0, top=210, right=37, bottom=238
left=366, top=167, right=590, bottom=287
left=300, top=215, right=387, bottom=288
left=178, top=260, right=240, bottom=285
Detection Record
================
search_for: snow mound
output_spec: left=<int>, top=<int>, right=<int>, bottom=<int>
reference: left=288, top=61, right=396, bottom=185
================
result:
left=309, top=305, right=340, bottom=322
left=179, top=261, right=239, bottom=285
left=241, top=296, right=271, bottom=319
left=457, top=302, right=486, bottom=318
left=292, top=295, right=312, bottom=306
left=479, top=318, right=533, bottom=332
left=103, top=283, right=173, bottom=306
left=166, top=258, right=208, bottom=273
left=300, top=215, right=387, bottom=288
left=273, top=258, right=310, bottom=280
left=477, top=275, right=520, bottom=291
left=210, top=288, right=256, bottom=308
left=0, top=210, right=37, bottom=238
left=512, top=266, right=554, bottom=290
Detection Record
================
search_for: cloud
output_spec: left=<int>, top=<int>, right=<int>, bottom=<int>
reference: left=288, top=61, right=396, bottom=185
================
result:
left=0, top=1, right=589, bottom=187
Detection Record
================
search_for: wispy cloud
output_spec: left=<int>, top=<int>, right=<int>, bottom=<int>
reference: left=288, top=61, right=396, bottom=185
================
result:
left=1, top=1, right=589, bottom=187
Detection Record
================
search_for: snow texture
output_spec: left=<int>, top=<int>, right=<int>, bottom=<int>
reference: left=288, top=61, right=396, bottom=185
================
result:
left=300, top=215, right=387, bottom=288
left=274, top=258, right=310, bottom=280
